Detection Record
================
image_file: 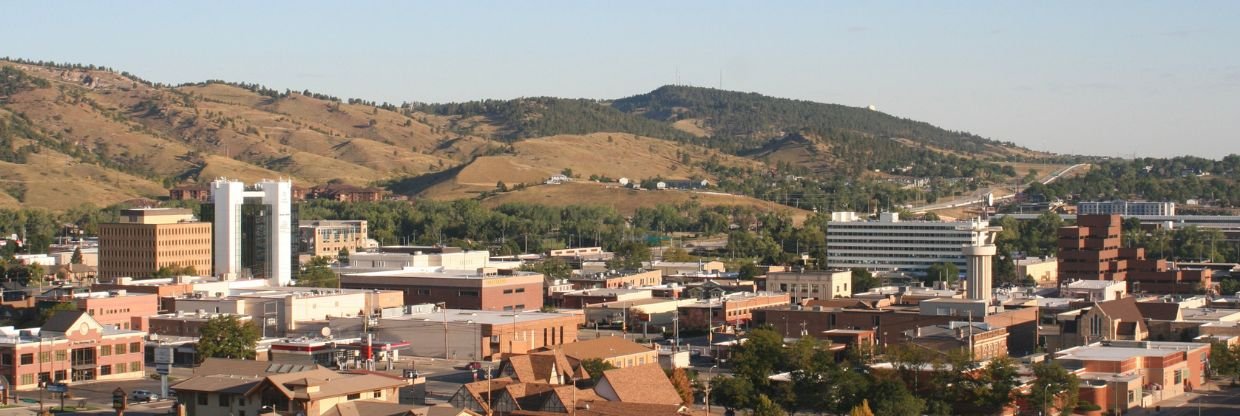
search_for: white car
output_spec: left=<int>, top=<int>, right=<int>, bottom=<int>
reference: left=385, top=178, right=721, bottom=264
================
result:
left=130, top=390, right=158, bottom=402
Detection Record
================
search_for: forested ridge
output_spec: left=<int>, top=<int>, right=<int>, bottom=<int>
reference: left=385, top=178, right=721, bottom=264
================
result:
left=612, top=85, right=1014, bottom=154
left=415, top=97, right=697, bottom=142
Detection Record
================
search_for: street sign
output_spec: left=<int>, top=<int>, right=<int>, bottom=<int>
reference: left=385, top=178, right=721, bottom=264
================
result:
left=156, top=364, right=171, bottom=375
left=46, top=383, right=67, bottom=393
left=154, top=346, right=174, bottom=365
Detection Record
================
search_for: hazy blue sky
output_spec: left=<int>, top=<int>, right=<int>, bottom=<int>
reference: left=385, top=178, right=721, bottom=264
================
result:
left=3, top=1, right=1237, bottom=158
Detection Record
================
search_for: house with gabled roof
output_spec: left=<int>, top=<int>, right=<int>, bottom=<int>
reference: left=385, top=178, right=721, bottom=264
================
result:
left=497, top=349, right=576, bottom=384
left=172, top=358, right=412, bottom=416
left=592, top=364, right=683, bottom=406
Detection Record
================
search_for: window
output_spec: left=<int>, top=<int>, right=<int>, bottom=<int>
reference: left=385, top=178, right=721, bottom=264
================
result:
left=197, top=393, right=208, bottom=405
left=239, top=398, right=245, bottom=406
left=132, top=361, right=141, bottom=371
left=219, top=393, right=230, bottom=406
left=100, top=345, right=112, bottom=356
left=515, top=288, right=525, bottom=293
left=115, top=344, right=127, bottom=355
left=39, top=352, right=50, bottom=363
left=100, top=365, right=112, bottom=376
left=1, top=353, right=9, bottom=366
left=373, top=390, right=382, bottom=398
left=55, top=350, right=66, bottom=361
left=1175, top=369, right=1183, bottom=384
left=347, top=393, right=361, bottom=400
left=503, top=289, right=513, bottom=294
left=131, top=342, right=141, bottom=353
left=417, top=289, right=431, bottom=295
left=458, top=290, right=478, bottom=297
left=116, top=362, right=127, bottom=373
left=20, top=354, right=32, bottom=365
left=20, top=374, right=33, bottom=385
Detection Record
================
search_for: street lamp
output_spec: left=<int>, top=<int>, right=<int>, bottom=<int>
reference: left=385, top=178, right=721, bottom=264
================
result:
left=1042, top=384, right=1060, bottom=416
left=705, top=364, right=718, bottom=415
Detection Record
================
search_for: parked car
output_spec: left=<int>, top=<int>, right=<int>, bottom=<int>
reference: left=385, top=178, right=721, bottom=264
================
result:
left=131, top=390, right=157, bottom=402
left=459, top=361, right=483, bottom=371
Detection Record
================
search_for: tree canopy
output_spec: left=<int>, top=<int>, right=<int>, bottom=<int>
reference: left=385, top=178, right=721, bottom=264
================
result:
left=196, top=315, right=261, bottom=363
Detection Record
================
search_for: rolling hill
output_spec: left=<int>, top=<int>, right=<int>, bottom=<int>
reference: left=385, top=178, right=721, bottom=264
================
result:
left=1, top=58, right=1065, bottom=211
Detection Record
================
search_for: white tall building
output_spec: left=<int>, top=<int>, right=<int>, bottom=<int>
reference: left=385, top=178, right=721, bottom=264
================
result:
left=210, top=179, right=295, bottom=286
left=959, top=220, right=1001, bottom=304
left=825, top=212, right=975, bottom=273
left=1078, top=200, right=1176, bottom=216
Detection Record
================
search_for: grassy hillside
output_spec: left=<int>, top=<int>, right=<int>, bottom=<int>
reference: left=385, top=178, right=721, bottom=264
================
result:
left=404, top=132, right=761, bottom=200
left=0, top=61, right=491, bottom=209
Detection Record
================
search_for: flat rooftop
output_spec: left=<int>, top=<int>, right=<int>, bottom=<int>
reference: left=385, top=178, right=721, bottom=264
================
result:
left=585, top=298, right=683, bottom=308
left=1180, top=308, right=1240, bottom=321
left=1066, top=280, right=1125, bottom=290
left=1056, top=341, right=1207, bottom=362
left=394, top=309, right=574, bottom=325
left=343, top=268, right=539, bottom=279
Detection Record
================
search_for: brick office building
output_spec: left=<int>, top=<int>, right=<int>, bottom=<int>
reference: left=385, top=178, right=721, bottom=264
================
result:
left=74, top=291, right=160, bottom=331
left=98, top=208, right=212, bottom=280
left=341, top=267, right=544, bottom=311
left=1059, top=214, right=1127, bottom=282
left=0, top=311, right=145, bottom=390
left=1058, top=215, right=1212, bottom=294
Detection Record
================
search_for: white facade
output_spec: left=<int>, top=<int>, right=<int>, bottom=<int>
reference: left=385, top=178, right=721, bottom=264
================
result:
left=1078, top=201, right=1176, bottom=216
left=210, top=179, right=294, bottom=286
left=960, top=220, right=1001, bottom=306
left=825, top=212, right=976, bottom=273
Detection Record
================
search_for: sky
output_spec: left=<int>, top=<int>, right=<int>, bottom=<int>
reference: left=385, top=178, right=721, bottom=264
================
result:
left=2, top=1, right=1238, bottom=158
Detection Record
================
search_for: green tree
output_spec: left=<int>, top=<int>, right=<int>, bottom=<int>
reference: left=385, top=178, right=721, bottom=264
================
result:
left=751, top=394, right=787, bottom=416
left=972, top=357, right=1021, bottom=413
left=520, top=257, right=572, bottom=280
left=70, top=247, right=83, bottom=264
left=711, top=376, right=755, bottom=411
left=608, top=240, right=651, bottom=270
left=152, top=264, right=197, bottom=279
left=730, top=327, right=785, bottom=387
left=923, top=262, right=959, bottom=284
left=1028, top=361, right=1081, bottom=416
left=851, top=268, right=879, bottom=294
left=870, top=379, right=925, bottom=416
left=297, top=256, right=339, bottom=288
left=579, top=358, right=616, bottom=385
left=1210, top=341, right=1240, bottom=384
left=196, top=315, right=260, bottom=363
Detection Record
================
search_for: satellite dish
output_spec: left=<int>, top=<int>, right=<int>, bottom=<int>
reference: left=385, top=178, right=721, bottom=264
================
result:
left=320, top=327, right=332, bottom=337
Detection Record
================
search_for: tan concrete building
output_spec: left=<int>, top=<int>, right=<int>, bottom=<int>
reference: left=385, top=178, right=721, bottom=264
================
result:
left=548, top=337, right=659, bottom=370
left=1016, top=256, right=1058, bottom=286
left=767, top=270, right=853, bottom=302
left=298, top=220, right=371, bottom=259
left=568, top=269, right=662, bottom=290
left=341, top=268, right=545, bottom=312
left=98, top=208, right=212, bottom=280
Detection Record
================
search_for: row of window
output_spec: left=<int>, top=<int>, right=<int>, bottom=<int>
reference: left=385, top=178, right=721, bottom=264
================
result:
left=88, top=308, right=134, bottom=316
left=501, top=288, right=527, bottom=294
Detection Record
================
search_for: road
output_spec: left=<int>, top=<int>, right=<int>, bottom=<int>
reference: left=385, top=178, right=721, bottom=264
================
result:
left=909, top=163, right=1088, bottom=213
